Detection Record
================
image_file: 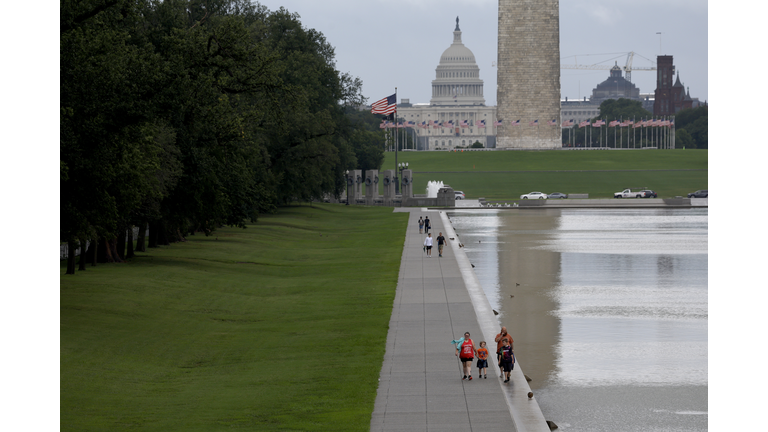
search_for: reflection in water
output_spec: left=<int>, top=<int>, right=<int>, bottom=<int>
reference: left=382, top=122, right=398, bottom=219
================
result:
left=447, top=208, right=708, bottom=432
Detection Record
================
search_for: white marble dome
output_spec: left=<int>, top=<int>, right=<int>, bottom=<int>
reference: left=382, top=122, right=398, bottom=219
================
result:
left=430, top=17, right=485, bottom=106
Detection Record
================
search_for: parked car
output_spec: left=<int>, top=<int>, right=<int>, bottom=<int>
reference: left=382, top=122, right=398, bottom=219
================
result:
left=520, top=191, right=548, bottom=199
left=688, top=190, right=708, bottom=198
left=640, top=190, right=657, bottom=198
left=454, top=191, right=465, bottom=200
left=549, top=192, right=568, bottom=199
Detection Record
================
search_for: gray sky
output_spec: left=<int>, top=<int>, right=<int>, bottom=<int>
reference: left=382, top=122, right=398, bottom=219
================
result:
left=256, top=0, right=707, bottom=107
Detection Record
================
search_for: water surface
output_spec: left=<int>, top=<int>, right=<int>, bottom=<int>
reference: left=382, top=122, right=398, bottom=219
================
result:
left=446, top=208, right=708, bottom=431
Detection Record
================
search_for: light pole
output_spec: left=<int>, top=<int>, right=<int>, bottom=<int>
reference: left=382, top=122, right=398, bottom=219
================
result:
left=344, top=170, right=350, bottom=205
left=398, top=162, right=409, bottom=193
left=656, top=32, right=662, bottom=54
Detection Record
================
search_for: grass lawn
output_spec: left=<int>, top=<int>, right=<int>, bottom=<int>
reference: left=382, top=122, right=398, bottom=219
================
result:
left=381, top=149, right=707, bottom=200
left=61, top=204, right=408, bottom=431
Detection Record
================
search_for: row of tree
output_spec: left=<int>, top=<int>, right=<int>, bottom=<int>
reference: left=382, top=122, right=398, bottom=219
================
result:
left=560, top=98, right=708, bottom=149
left=61, top=0, right=385, bottom=274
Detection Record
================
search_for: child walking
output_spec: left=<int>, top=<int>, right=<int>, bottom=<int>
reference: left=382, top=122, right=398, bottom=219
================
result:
left=498, top=338, right=514, bottom=383
left=477, top=341, right=489, bottom=379
left=418, top=216, right=424, bottom=234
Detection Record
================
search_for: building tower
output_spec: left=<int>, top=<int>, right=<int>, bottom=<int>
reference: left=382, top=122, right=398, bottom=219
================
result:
left=430, top=17, right=485, bottom=106
left=496, top=0, right=561, bottom=149
left=653, top=55, right=675, bottom=116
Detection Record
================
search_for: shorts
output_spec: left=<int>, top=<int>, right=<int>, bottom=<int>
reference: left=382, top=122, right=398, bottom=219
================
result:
left=460, top=356, right=474, bottom=363
left=500, top=360, right=514, bottom=372
left=426, top=246, right=432, bottom=250
left=476, top=359, right=488, bottom=369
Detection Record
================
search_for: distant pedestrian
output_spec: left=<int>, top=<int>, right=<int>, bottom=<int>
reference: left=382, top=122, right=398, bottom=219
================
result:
left=418, top=217, right=424, bottom=234
left=498, top=338, right=514, bottom=383
left=477, top=341, right=489, bottom=379
left=424, top=216, right=431, bottom=234
left=452, top=331, right=478, bottom=380
left=423, top=233, right=433, bottom=257
left=436, top=232, right=446, bottom=257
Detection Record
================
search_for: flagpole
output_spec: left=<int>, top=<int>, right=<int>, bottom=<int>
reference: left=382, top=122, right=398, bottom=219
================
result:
left=394, top=87, right=398, bottom=194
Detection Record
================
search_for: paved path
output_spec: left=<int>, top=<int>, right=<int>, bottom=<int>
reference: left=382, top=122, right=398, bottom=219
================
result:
left=370, top=209, right=549, bottom=432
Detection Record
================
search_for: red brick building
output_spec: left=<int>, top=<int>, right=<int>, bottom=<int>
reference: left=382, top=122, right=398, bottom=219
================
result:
left=654, top=55, right=693, bottom=116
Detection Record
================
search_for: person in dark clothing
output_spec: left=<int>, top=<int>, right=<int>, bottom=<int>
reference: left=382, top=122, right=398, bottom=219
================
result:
left=424, top=216, right=431, bottom=234
left=436, top=232, right=446, bottom=257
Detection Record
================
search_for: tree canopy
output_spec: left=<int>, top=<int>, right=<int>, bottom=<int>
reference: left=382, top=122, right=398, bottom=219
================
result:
left=60, top=0, right=384, bottom=272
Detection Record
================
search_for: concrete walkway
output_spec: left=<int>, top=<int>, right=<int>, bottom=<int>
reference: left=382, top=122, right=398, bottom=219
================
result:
left=370, top=209, right=549, bottom=432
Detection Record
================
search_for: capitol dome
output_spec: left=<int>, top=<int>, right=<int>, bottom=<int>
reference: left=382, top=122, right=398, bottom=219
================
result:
left=430, top=17, right=485, bottom=106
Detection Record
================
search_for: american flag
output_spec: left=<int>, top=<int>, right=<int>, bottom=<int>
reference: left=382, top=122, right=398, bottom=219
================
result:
left=548, top=119, right=557, bottom=126
left=609, top=120, right=620, bottom=127
left=477, top=120, right=486, bottom=128
left=432, top=121, right=440, bottom=128
left=620, top=120, right=631, bottom=127
left=406, top=121, right=415, bottom=128
left=443, top=120, right=453, bottom=128
left=529, top=119, right=539, bottom=126
left=562, top=119, right=574, bottom=127
left=460, top=120, right=469, bottom=127
left=579, top=120, right=590, bottom=128
left=371, top=94, right=397, bottom=115
left=633, top=120, right=643, bottom=128
left=592, top=120, right=605, bottom=127
left=379, top=121, right=387, bottom=129
left=420, top=121, right=427, bottom=128
left=511, top=119, right=520, bottom=126
left=494, top=119, right=503, bottom=126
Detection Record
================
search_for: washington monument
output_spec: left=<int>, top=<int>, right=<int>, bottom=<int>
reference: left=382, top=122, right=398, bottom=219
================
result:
left=496, top=0, right=561, bottom=148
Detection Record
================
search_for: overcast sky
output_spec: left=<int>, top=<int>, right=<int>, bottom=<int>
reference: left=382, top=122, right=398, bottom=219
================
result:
left=256, top=0, right=708, bottom=107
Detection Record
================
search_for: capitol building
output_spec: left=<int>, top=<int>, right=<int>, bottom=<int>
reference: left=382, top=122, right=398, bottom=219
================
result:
left=391, top=19, right=663, bottom=150
left=395, top=19, right=497, bottom=150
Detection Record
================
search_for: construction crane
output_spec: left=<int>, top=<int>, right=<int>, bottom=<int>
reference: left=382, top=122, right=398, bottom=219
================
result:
left=561, top=51, right=658, bottom=83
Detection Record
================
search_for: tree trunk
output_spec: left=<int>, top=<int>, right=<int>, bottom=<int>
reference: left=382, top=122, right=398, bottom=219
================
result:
left=66, top=240, right=77, bottom=274
left=116, top=227, right=126, bottom=261
left=126, top=226, right=135, bottom=259
left=148, top=220, right=159, bottom=248
left=158, top=220, right=170, bottom=245
left=90, top=236, right=98, bottom=267
left=78, top=237, right=87, bottom=271
left=109, top=238, right=124, bottom=263
left=98, top=237, right=114, bottom=263
left=136, top=222, right=147, bottom=252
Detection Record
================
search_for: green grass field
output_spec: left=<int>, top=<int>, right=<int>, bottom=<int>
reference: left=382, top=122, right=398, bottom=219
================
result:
left=381, top=149, right=707, bottom=201
left=61, top=204, right=408, bottom=431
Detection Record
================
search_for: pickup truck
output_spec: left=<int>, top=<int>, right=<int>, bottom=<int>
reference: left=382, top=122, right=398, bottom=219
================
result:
left=614, top=189, right=646, bottom=198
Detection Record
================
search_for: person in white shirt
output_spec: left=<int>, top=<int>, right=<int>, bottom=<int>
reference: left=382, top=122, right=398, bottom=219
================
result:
left=423, top=233, right=433, bottom=257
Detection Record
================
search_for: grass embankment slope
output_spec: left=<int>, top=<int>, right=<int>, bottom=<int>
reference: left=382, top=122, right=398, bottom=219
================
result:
left=61, top=204, right=408, bottom=431
left=383, top=149, right=707, bottom=201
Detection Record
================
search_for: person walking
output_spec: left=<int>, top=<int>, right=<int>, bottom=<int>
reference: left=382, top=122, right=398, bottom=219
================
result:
left=423, top=233, right=433, bottom=257
left=424, top=216, right=431, bottom=234
left=498, top=338, right=514, bottom=383
left=495, top=326, right=513, bottom=378
left=418, top=217, right=424, bottom=234
left=477, top=341, right=489, bottom=379
left=452, top=331, right=478, bottom=380
left=436, top=232, right=446, bottom=257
